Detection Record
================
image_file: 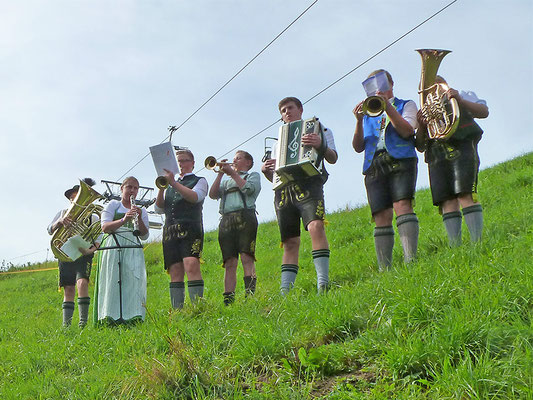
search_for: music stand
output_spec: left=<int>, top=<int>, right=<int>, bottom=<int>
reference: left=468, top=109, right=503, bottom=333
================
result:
left=96, top=179, right=160, bottom=323
left=98, top=230, right=143, bottom=324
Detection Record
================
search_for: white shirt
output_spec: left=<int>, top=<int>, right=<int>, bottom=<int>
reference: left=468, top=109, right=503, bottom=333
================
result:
left=153, top=173, right=208, bottom=214
left=101, top=199, right=150, bottom=241
left=460, top=90, right=487, bottom=106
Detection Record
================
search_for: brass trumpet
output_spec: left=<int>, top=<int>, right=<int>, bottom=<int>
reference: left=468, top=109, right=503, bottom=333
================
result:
left=155, top=176, right=168, bottom=190
left=362, top=95, right=386, bottom=117
left=204, top=156, right=235, bottom=173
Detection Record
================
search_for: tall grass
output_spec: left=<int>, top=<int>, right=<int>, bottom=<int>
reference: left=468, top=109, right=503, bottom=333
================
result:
left=1, top=153, right=532, bottom=399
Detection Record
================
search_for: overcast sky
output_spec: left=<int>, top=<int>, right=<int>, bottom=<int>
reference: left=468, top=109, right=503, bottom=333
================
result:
left=1, top=0, right=531, bottom=266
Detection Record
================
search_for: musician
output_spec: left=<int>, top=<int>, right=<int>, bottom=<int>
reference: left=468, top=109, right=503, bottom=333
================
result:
left=155, top=149, right=208, bottom=309
left=95, top=176, right=149, bottom=325
left=47, top=178, right=99, bottom=327
left=209, top=150, right=261, bottom=305
left=261, top=97, right=338, bottom=294
left=416, top=76, right=489, bottom=246
left=352, top=70, right=419, bottom=270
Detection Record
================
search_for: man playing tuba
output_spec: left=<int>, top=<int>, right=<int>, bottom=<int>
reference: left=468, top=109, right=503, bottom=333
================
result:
left=47, top=178, right=100, bottom=327
left=416, top=76, right=489, bottom=246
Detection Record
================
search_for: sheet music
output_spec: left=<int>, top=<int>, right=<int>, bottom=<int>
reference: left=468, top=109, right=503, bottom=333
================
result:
left=61, top=235, right=91, bottom=261
left=149, top=142, right=179, bottom=178
left=362, top=70, right=391, bottom=96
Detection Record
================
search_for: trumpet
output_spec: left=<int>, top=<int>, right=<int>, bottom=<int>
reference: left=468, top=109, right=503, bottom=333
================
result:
left=155, top=176, right=168, bottom=189
left=204, top=156, right=235, bottom=173
left=362, top=95, right=386, bottom=117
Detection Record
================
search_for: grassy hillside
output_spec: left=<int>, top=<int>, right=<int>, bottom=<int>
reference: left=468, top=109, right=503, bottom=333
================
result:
left=1, top=153, right=532, bottom=399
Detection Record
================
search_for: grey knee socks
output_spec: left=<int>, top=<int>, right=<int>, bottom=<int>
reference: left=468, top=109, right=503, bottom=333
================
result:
left=463, top=204, right=483, bottom=243
left=374, top=226, right=394, bottom=270
left=442, top=211, right=462, bottom=247
left=187, top=280, right=204, bottom=304
left=396, top=213, right=419, bottom=263
left=281, top=264, right=298, bottom=293
left=312, top=249, right=330, bottom=293
left=62, top=301, right=75, bottom=327
left=170, top=281, right=185, bottom=309
left=77, top=297, right=90, bottom=328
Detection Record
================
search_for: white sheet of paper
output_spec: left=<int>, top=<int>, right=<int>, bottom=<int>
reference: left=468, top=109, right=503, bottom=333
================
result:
left=61, top=235, right=91, bottom=261
left=149, top=142, right=179, bottom=178
left=362, top=71, right=391, bottom=96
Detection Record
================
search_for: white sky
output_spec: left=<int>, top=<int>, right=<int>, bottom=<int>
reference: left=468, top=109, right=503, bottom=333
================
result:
left=1, top=0, right=532, bottom=266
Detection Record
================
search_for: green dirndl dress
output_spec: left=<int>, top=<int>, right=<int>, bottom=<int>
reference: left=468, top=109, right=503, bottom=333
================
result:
left=93, top=212, right=146, bottom=325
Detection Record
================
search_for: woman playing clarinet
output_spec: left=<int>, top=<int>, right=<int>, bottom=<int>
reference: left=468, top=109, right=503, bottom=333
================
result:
left=93, top=176, right=149, bottom=325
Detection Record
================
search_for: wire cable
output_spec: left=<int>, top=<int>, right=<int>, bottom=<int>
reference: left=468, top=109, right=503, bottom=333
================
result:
left=303, top=0, right=458, bottom=106
left=202, top=0, right=459, bottom=164
left=7, top=249, right=48, bottom=261
left=116, top=0, right=319, bottom=182
left=9, top=1, right=457, bottom=266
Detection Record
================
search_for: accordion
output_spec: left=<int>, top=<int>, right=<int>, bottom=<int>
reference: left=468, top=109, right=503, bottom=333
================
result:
left=273, top=117, right=324, bottom=189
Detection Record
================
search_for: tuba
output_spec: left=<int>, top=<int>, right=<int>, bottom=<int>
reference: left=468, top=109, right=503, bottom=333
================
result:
left=51, top=179, right=104, bottom=262
left=416, top=49, right=460, bottom=140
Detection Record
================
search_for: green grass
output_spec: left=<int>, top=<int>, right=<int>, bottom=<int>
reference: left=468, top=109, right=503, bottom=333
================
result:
left=1, top=153, right=532, bottom=399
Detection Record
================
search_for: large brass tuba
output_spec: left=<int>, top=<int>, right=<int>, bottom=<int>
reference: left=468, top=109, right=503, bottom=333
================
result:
left=51, top=179, right=104, bottom=262
left=416, top=49, right=460, bottom=140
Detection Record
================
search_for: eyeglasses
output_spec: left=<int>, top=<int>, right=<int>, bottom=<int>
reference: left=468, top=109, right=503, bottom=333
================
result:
left=178, top=159, right=193, bottom=163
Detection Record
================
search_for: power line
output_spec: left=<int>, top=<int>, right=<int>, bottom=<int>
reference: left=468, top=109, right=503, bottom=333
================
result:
left=303, top=0, right=458, bottom=106
left=117, top=0, right=319, bottom=182
left=6, top=249, right=48, bottom=262
left=11, top=1, right=458, bottom=265
left=203, top=0, right=459, bottom=163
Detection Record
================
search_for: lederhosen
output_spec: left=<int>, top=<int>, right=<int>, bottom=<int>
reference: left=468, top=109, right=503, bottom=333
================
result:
left=162, top=174, right=204, bottom=269
left=58, top=256, right=93, bottom=287
left=218, top=173, right=258, bottom=263
left=425, top=104, right=484, bottom=206
left=275, top=143, right=328, bottom=242
left=362, top=98, right=418, bottom=215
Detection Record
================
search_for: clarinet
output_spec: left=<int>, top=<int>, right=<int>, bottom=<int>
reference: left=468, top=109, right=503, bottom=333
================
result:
left=130, top=195, right=141, bottom=237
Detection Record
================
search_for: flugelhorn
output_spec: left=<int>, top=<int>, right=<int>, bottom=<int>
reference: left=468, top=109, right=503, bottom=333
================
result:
left=204, top=156, right=234, bottom=173
left=416, top=49, right=460, bottom=140
left=362, top=95, right=386, bottom=117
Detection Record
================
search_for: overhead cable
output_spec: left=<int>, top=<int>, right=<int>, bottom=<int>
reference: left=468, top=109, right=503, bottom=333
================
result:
left=117, top=0, right=319, bottom=182
left=206, top=0, right=459, bottom=163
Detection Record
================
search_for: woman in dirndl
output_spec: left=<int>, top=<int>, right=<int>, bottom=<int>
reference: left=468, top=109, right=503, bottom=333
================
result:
left=93, top=176, right=149, bottom=325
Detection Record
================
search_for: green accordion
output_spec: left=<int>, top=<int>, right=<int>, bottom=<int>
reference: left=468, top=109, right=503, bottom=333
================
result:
left=273, top=117, right=324, bottom=189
